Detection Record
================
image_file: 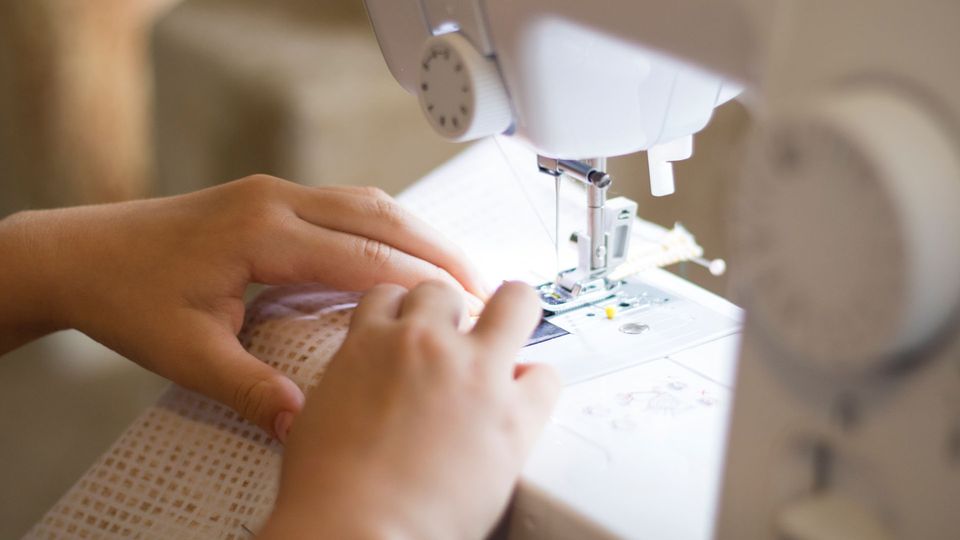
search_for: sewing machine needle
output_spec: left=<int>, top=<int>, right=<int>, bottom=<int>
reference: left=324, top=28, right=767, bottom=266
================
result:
left=555, top=175, right=561, bottom=278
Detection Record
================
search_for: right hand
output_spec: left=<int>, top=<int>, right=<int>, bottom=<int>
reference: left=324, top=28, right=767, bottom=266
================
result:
left=261, top=281, right=561, bottom=540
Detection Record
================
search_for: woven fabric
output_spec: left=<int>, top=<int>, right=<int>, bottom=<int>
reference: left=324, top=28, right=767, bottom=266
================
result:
left=27, top=286, right=358, bottom=539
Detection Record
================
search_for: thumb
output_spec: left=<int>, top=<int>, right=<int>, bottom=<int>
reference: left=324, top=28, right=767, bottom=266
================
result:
left=172, top=320, right=306, bottom=443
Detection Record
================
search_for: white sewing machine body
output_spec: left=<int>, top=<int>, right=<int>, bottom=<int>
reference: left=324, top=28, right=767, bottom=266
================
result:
left=365, top=0, right=960, bottom=538
left=365, top=0, right=745, bottom=158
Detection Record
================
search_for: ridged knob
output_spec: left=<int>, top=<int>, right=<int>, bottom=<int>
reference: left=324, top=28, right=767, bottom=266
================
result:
left=417, top=33, right=513, bottom=142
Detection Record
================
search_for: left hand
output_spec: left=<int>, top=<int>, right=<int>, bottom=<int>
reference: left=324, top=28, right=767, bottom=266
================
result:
left=0, top=175, right=487, bottom=441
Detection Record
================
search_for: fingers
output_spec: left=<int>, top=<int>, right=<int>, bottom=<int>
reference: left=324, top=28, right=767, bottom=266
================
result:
left=471, top=281, right=542, bottom=362
left=290, top=185, right=488, bottom=298
left=512, top=362, right=562, bottom=453
left=352, top=283, right=407, bottom=327
left=173, top=315, right=306, bottom=443
left=263, top=220, right=464, bottom=293
left=399, top=280, right=466, bottom=328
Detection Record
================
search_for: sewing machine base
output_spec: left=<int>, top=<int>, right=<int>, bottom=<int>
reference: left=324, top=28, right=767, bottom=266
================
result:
left=526, top=273, right=741, bottom=386
left=512, top=269, right=744, bottom=539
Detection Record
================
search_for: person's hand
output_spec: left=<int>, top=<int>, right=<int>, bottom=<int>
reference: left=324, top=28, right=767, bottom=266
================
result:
left=0, top=176, right=487, bottom=440
left=260, top=280, right=560, bottom=540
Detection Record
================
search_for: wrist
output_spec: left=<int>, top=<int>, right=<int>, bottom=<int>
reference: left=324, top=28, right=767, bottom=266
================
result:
left=0, top=210, right=71, bottom=348
left=260, top=497, right=413, bottom=540
left=261, top=469, right=447, bottom=540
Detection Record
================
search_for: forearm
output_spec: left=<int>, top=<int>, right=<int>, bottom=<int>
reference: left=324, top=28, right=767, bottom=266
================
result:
left=0, top=210, right=69, bottom=354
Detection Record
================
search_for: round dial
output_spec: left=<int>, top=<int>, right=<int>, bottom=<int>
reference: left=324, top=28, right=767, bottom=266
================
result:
left=734, top=88, right=960, bottom=376
left=418, top=33, right=512, bottom=142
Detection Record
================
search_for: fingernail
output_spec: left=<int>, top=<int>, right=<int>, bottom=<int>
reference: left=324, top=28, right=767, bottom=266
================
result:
left=274, top=411, right=294, bottom=444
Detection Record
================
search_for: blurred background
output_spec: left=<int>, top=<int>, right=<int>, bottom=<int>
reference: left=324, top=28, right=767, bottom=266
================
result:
left=0, top=0, right=749, bottom=536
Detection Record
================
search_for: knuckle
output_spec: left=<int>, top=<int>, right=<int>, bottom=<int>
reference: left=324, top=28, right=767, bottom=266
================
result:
left=408, top=281, right=466, bottom=322
left=237, top=174, right=284, bottom=197
left=395, top=321, right=429, bottom=360
left=357, top=237, right=393, bottom=269
left=232, top=376, right=274, bottom=425
left=395, top=320, right=450, bottom=361
left=359, top=186, right=390, bottom=200
left=369, top=197, right=407, bottom=228
left=415, top=279, right=457, bottom=296
left=396, top=318, right=430, bottom=342
left=249, top=173, right=284, bottom=189
left=224, top=177, right=287, bottom=227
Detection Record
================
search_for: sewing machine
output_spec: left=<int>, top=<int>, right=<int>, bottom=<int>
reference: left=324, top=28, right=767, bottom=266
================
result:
left=363, top=1, right=960, bottom=538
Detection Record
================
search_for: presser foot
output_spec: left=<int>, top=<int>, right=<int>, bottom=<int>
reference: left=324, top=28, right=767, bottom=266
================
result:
left=537, top=270, right=623, bottom=314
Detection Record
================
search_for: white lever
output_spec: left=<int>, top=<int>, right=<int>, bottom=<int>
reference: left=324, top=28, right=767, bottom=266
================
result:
left=647, top=135, right=693, bottom=197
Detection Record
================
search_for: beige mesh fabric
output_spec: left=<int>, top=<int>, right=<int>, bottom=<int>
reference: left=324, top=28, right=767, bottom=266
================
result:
left=27, top=286, right=359, bottom=539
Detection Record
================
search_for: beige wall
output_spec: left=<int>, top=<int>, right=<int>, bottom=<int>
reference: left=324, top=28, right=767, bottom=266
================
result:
left=152, top=0, right=467, bottom=196
left=0, top=0, right=185, bottom=215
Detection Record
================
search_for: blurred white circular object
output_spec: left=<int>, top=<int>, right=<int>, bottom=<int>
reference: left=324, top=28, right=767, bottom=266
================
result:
left=734, top=87, right=960, bottom=376
left=709, top=258, right=727, bottom=276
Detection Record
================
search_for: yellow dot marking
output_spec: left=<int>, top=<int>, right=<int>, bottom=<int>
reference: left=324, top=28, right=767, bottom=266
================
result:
left=605, top=306, right=617, bottom=320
